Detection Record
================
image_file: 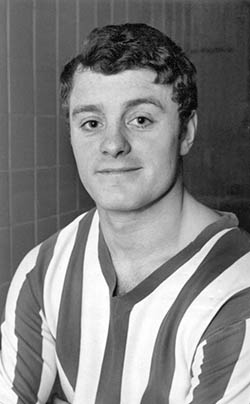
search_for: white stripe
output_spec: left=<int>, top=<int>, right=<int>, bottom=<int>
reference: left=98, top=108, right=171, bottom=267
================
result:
left=169, top=251, right=250, bottom=403
left=186, top=340, right=207, bottom=403
left=36, top=310, right=57, bottom=404
left=0, top=244, right=41, bottom=403
left=120, top=228, right=232, bottom=403
left=73, top=211, right=110, bottom=404
left=216, top=319, right=250, bottom=404
left=43, top=213, right=86, bottom=338
left=56, top=355, right=74, bottom=402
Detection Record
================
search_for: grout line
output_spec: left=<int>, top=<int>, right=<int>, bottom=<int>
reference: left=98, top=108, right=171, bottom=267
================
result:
left=55, top=0, right=60, bottom=231
left=76, top=0, right=80, bottom=53
left=150, top=0, right=154, bottom=27
left=33, top=0, right=38, bottom=245
left=0, top=208, right=80, bottom=231
left=245, top=2, right=250, bottom=102
left=125, top=0, right=129, bottom=21
left=75, top=0, right=80, bottom=213
left=110, top=0, right=114, bottom=24
left=6, top=0, right=14, bottom=274
left=0, top=163, right=75, bottom=174
left=94, top=0, right=98, bottom=27
left=161, top=0, right=166, bottom=32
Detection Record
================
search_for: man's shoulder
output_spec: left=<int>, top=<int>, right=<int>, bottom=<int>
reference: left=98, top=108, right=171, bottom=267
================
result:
left=41, top=207, right=97, bottom=249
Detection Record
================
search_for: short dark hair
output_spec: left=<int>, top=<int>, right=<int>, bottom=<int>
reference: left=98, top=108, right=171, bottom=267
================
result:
left=60, top=23, right=197, bottom=128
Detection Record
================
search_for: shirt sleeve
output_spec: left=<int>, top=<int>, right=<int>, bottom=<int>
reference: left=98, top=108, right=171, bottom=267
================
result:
left=188, top=288, right=250, bottom=404
left=0, top=245, right=57, bottom=404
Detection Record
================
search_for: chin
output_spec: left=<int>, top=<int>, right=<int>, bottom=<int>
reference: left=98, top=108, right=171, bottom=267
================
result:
left=94, top=195, right=143, bottom=213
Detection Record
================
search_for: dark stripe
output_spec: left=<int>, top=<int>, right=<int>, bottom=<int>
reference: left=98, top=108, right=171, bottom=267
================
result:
left=98, top=227, right=117, bottom=296
left=56, top=209, right=95, bottom=390
left=94, top=299, right=131, bottom=404
left=191, top=287, right=250, bottom=402
left=192, top=321, right=246, bottom=403
left=141, top=228, right=250, bottom=403
left=14, top=232, right=59, bottom=404
left=202, top=287, right=250, bottom=340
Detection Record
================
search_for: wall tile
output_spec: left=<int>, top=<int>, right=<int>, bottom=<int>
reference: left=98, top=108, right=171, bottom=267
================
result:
left=12, top=222, right=35, bottom=272
left=171, top=1, right=192, bottom=49
left=37, top=116, right=56, bottom=167
left=97, top=0, right=111, bottom=26
left=37, top=216, right=57, bottom=244
left=36, top=1, right=56, bottom=115
left=127, top=0, right=151, bottom=23
left=59, top=210, right=79, bottom=229
left=59, top=118, right=75, bottom=166
left=0, top=0, right=7, bottom=114
left=0, top=114, right=8, bottom=171
left=9, top=0, right=33, bottom=114
left=0, top=173, right=9, bottom=227
left=162, top=2, right=174, bottom=37
left=59, top=0, right=77, bottom=68
left=12, top=170, right=34, bottom=224
left=78, top=182, right=95, bottom=212
left=113, top=0, right=128, bottom=24
left=150, top=0, right=164, bottom=30
left=79, top=0, right=96, bottom=46
left=37, top=167, right=57, bottom=219
left=11, top=115, right=34, bottom=170
left=0, top=228, right=11, bottom=284
left=59, top=165, right=77, bottom=213
left=58, top=0, right=77, bottom=118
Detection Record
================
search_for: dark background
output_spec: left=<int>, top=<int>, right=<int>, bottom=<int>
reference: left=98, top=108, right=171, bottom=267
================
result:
left=0, top=0, right=250, bottom=287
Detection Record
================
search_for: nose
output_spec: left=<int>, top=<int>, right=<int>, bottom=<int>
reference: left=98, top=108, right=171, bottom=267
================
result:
left=100, top=124, right=131, bottom=157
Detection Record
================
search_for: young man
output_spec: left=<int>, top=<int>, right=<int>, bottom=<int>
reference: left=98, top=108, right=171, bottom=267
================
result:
left=1, top=23, right=250, bottom=404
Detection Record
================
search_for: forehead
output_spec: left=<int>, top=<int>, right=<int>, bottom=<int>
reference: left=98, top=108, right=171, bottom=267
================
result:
left=69, top=68, right=174, bottom=109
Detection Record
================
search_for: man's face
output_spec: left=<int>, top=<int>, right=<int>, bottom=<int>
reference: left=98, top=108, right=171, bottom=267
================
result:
left=69, top=68, right=192, bottom=213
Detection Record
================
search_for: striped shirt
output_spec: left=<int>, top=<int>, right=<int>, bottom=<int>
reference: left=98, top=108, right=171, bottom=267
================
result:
left=1, top=208, right=250, bottom=404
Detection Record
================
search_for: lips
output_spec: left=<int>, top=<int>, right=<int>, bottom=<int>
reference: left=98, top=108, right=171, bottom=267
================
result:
left=97, top=167, right=141, bottom=174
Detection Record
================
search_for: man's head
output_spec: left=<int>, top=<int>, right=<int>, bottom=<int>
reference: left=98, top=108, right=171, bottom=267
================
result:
left=61, top=24, right=198, bottom=213
left=60, top=23, right=197, bottom=131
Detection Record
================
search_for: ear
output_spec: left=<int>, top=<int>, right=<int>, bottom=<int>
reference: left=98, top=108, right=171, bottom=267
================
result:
left=180, top=111, right=197, bottom=156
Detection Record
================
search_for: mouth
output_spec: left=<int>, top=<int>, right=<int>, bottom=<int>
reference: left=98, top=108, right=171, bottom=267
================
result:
left=97, top=167, right=142, bottom=174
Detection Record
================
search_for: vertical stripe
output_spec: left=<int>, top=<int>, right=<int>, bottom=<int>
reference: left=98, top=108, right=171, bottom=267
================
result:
left=201, top=287, right=250, bottom=341
left=189, top=340, right=207, bottom=399
left=55, top=355, right=74, bottom=402
left=37, top=310, right=57, bottom=404
left=191, top=322, right=245, bottom=404
left=119, top=229, right=231, bottom=402
left=13, top=232, right=59, bottom=404
left=169, top=253, right=250, bottom=404
left=95, top=300, right=131, bottom=404
left=0, top=246, right=40, bottom=393
left=216, top=319, right=250, bottom=403
left=73, top=211, right=110, bottom=403
left=141, top=228, right=250, bottom=403
left=43, top=214, right=87, bottom=338
left=56, top=209, right=95, bottom=390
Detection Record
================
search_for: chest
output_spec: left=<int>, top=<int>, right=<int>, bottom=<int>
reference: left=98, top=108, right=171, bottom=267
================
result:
left=112, top=254, right=173, bottom=295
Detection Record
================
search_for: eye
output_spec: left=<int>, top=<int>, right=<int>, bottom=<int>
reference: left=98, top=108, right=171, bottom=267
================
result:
left=129, top=116, right=153, bottom=128
left=80, top=120, right=102, bottom=131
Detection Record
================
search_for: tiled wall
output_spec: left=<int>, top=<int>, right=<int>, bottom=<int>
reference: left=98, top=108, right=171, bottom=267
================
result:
left=0, top=0, right=250, bottom=283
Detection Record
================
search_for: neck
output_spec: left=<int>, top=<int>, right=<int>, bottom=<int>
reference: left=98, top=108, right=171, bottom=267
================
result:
left=98, top=180, right=187, bottom=263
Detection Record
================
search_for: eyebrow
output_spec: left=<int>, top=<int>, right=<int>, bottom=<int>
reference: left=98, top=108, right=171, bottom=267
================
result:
left=124, top=97, right=165, bottom=112
left=71, top=104, right=102, bottom=118
left=71, top=96, right=165, bottom=119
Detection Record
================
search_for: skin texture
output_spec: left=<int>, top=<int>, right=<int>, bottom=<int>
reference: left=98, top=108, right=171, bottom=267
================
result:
left=69, top=68, right=195, bottom=214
